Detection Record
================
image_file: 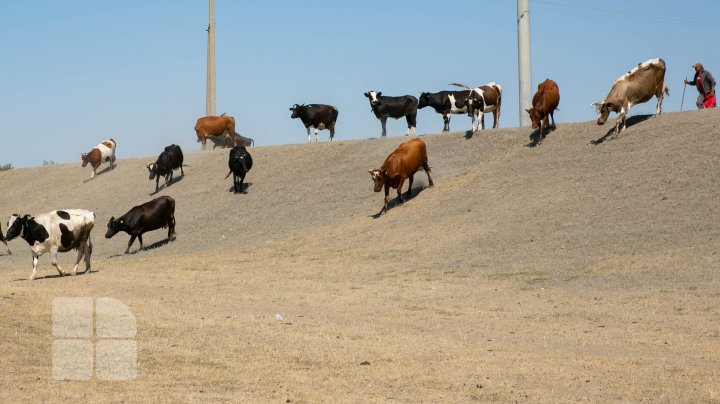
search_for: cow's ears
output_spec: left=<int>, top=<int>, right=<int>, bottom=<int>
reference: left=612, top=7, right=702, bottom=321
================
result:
left=23, top=214, right=33, bottom=221
left=364, top=92, right=369, bottom=98
left=117, top=219, right=123, bottom=224
left=376, top=92, right=382, bottom=97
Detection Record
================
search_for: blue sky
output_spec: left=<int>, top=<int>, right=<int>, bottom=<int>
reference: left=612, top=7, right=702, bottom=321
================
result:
left=1, top=1, right=718, bottom=168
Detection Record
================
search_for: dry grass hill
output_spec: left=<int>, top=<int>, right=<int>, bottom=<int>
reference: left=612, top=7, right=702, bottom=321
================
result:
left=1, top=109, right=719, bottom=402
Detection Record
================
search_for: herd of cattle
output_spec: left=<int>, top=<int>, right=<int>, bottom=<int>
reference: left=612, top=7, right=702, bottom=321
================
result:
left=2, top=58, right=672, bottom=280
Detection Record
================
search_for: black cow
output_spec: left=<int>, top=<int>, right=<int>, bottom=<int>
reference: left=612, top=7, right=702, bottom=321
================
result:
left=418, top=90, right=474, bottom=133
left=364, top=91, right=418, bottom=137
left=225, top=146, right=253, bottom=194
left=147, top=144, right=184, bottom=192
left=105, top=196, right=176, bottom=255
left=289, top=104, right=339, bottom=142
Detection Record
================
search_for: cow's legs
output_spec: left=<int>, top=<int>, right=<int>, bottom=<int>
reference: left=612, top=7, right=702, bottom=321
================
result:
left=480, top=113, right=486, bottom=130
left=407, top=113, right=417, bottom=136
left=397, top=178, right=406, bottom=203
left=442, top=114, right=450, bottom=132
left=380, top=184, right=390, bottom=215
left=329, top=127, right=335, bottom=142
left=29, top=253, right=39, bottom=280
left=168, top=216, right=176, bottom=241
left=180, top=166, right=184, bottom=176
left=1, top=238, right=10, bottom=255
left=550, top=111, right=556, bottom=130
left=124, top=235, right=137, bottom=255
left=306, top=127, right=311, bottom=143
left=50, top=246, right=64, bottom=276
left=138, top=234, right=144, bottom=250
left=238, top=173, right=247, bottom=193
left=155, top=176, right=160, bottom=192
left=381, top=117, right=388, bottom=137
left=71, top=241, right=86, bottom=276
left=315, top=128, right=320, bottom=143
left=493, top=105, right=501, bottom=128
left=614, top=105, right=629, bottom=135
left=84, top=238, right=92, bottom=274
left=405, top=175, right=414, bottom=199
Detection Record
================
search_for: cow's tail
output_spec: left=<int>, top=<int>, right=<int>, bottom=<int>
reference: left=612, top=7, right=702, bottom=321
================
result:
left=449, top=83, right=472, bottom=89
left=663, top=81, right=670, bottom=96
left=224, top=170, right=233, bottom=180
left=182, top=164, right=191, bottom=167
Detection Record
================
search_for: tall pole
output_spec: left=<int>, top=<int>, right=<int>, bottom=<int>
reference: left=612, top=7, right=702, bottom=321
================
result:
left=517, top=0, right=531, bottom=127
left=206, top=0, right=216, bottom=117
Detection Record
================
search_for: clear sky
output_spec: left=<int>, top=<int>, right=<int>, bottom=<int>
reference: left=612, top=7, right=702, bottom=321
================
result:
left=1, top=1, right=718, bottom=168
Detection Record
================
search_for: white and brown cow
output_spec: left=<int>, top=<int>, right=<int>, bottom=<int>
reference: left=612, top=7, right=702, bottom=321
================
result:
left=81, top=138, right=116, bottom=179
left=5, top=209, right=95, bottom=280
left=592, top=58, right=669, bottom=136
left=452, top=82, right=503, bottom=132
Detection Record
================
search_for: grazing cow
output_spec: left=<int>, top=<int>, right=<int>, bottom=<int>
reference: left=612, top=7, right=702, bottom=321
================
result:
left=289, top=104, right=339, bottom=142
left=452, top=82, right=503, bottom=131
left=525, top=79, right=560, bottom=145
left=0, top=222, right=11, bottom=255
left=226, top=132, right=254, bottom=148
left=592, top=58, right=669, bottom=136
left=147, top=144, right=185, bottom=192
left=225, top=146, right=253, bottom=194
left=5, top=210, right=94, bottom=280
left=195, top=115, right=241, bottom=150
left=105, top=196, right=176, bottom=255
left=368, top=138, right=434, bottom=216
left=418, top=89, right=474, bottom=133
left=81, top=138, right=116, bottom=179
left=364, top=91, right=418, bottom=137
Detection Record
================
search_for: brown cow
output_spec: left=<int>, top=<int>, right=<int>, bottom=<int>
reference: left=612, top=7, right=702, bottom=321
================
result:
left=81, top=138, right=116, bottom=179
left=195, top=115, right=240, bottom=150
left=369, top=138, right=434, bottom=216
left=592, top=58, right=668, bottom=136
left=525, top=79, right=560, bottom=145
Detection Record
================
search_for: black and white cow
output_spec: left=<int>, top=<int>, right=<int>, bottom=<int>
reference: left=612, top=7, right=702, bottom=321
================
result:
left=451, top=82, right=503, bottom=131
left=225, top=146, right=253, bottom=194
left=147, top=144, right=185, bottom=192
left=417, top=89, right=475, bottom=133
left=105, top=196, right=176, bottom=255
left=0, top=222, right=11, bottom=255
left=5, top=209, right=95, bottom=280
left=364, top=91, right=418, bottom=137
left=289, top=104, right=339, bottom=142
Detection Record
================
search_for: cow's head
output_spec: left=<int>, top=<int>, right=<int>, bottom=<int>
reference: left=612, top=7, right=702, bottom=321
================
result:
left=81, top=153, right=89, bottom=167
left=525, top=108, right=541, bottom=129
left=364, top=91, right=382, bottom=107
left=105, top=217, right=125, bottom=239
left=289, top=104, right=301, bottom=119
left=147, top=163, right=158, bottom=179
left=418, top=92, right=430, bottom=109
left=5, top=214, right=24, bottom=241
left=368, top=169, right=385, bottom=192
left=592, top=101, right=613, bottom=125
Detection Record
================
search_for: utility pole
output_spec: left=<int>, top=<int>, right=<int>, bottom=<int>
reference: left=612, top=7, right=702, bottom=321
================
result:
left=206, top=0, right=216, bottom=117
left=517, top=0, right=531, bottom=127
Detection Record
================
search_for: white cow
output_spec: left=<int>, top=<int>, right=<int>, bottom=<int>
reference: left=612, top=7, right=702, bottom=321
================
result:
left=81, top=138, right=116, bottom=179
left=5, top=209, right=94, bottom=280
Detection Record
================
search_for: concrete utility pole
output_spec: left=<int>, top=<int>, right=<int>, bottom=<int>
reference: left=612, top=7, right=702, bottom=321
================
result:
left=517, top=0, right=531, bottom=127
left=206, top=0, right=216, bottom=117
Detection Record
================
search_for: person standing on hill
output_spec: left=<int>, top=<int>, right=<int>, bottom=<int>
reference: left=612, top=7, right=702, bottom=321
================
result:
left=684, top=63, right=716, bottom=109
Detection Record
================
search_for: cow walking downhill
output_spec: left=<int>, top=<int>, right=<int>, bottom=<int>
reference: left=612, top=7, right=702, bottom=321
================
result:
left=369, top=138, right=434, bottom=216
left=225, top=146, right=253, bottom=194
left=364, top=91, right=418, bottom=137
left=525, top=79, right=560, bottom=145
left=105, top=196, right=176, bottom=255
left=593, top=58, right=669, bottom=136
left=147, top=144, right=185, bottom=192
left=81, top=138, right=116, bottom=179
left=290, top=104, right=339, bottom=142
left=5, top=209, right=95, bottom=280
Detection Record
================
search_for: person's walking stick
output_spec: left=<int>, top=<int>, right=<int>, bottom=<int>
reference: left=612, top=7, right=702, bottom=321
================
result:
left=681, top=77, right=687, bottom=111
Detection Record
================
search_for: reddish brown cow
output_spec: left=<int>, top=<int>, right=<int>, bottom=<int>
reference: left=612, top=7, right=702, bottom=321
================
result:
left=194, top=115, right=239, bottom=150
left=525, top=79, right=560, bottom=145
left=81, top=138, right=116, bottom=179
left=369, top=138, right=434, bottom=216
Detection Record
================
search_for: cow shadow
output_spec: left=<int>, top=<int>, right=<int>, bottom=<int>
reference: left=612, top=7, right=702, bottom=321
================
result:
left=11, top=269, right=94, bottom=282
left=591, top=114, right=652, bottom=145
left=149, top=175, right=185, bottom=196
left=83, top=165, right=116, bottom=183
left=525, top=127, right=556, bottom=148
left=227, top=182, right=252, bottom=194
left=370, top=185, right=428, bottom=219
left=107, top=238, right=174, bottom=258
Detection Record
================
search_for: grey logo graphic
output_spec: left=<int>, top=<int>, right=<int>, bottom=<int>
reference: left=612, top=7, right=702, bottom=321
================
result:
left=52, top=297, right=137, bottom=381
